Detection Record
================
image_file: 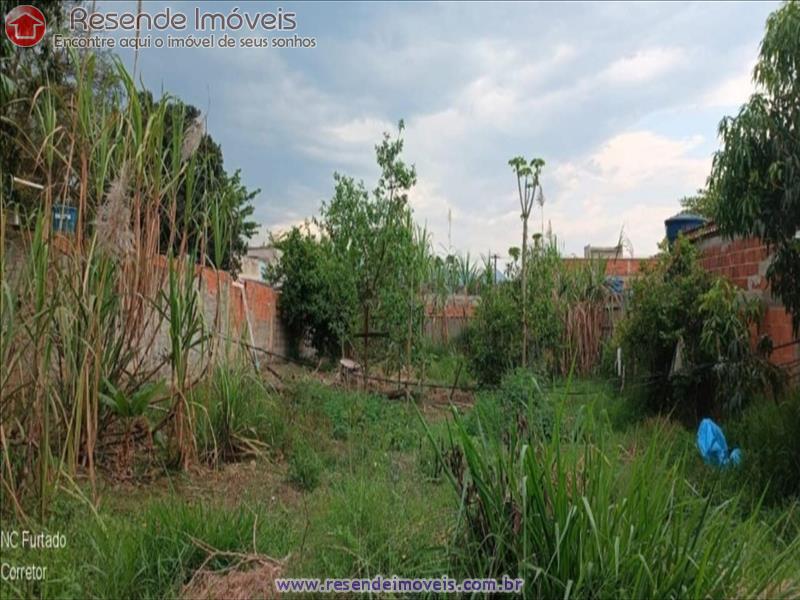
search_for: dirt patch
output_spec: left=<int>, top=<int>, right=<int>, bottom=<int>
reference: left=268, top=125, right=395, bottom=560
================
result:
left=182, top=560, right=284, bottom=600
left=180, top=461, right=304, bottom=509
left=100, top=459, right=303, bottom=514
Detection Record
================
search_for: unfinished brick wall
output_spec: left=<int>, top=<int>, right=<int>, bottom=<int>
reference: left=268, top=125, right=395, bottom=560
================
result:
left=691, top=227, right=799, bottom=368
left=196, top=265, right=289, bottom=361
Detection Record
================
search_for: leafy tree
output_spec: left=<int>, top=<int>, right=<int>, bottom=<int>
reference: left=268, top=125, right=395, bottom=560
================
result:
left=318, top=121, right=419, bottom=378
left=155, top=98, right=258, bottom=274
left=679, top=188, right=717, bottom=219
left=709, top=0, right=800, bottom=332
left=267, top=226, right=355, bottom=357
left=271, top=122, right=425, bottom=369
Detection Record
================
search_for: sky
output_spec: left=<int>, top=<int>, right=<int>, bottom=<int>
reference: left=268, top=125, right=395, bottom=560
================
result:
left=91, top=1, right=776, bottom=260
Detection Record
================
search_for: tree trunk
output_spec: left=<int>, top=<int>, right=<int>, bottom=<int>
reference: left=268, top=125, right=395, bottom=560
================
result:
left=521, top=216, right=529, bottom=368
left=362, top=304, right=370, bottom=389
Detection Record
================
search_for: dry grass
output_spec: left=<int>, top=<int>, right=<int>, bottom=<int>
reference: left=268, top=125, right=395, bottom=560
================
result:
left=182, top=562, right=284, bottom=600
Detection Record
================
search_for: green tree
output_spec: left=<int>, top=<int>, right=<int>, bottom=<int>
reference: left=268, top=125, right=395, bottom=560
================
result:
left=271, top=122, right=426, bottom=369
left=319, top=121, right=419, bottom=380
left=709, top=0, right=800, bottom=332
left=679, top=188, right=717, bottom=219
left=617, top=237, right=780, bottom=419
left=155, top=98, right=258, bottom=274
left=267, top=226, right=355, bottom=357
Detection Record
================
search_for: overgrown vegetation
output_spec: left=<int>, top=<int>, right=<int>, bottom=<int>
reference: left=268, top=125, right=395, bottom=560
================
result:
left=1, top=3, right=799, bottom=599
left=465, top=236, right=613, bottom=385
left=0, top=52, right=257, bottom=516
left=430, top=377, right=799, bottom=599
left=616, top=236, right=782, bottom=419
left=2, top=373, right=797, bottom=599
left=269, top=122, right=430, bottom=378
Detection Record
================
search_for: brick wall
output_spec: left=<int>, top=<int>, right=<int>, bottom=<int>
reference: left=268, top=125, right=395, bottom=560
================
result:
left=424, top=294, right=478, bottom=343
left=690, top=225, right=799, bottom=368
left=562, top=257, right=654, bottom=287
left=195, top=264, right=290, bottom=361
left=129, top=256, right=290, bottom=371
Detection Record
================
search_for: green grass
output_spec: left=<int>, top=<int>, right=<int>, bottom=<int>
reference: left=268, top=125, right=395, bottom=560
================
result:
left=427, top=378, right=800, bottom=598
left=2, top=373, right=798, bottom=599
left=0, top=498, right=295, bottom=600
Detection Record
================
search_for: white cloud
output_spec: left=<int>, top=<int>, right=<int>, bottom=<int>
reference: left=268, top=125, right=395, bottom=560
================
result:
left=602, top=47, right=687, bottom=84
left=547, top=130, right=711, bottom=255
left=587, top=131, right=706, bottom=190
left=702, top=62, right=757, bottom=108
left=325, top=117, right=395, bottom=145
left=148, top=2, right=773, bottom=262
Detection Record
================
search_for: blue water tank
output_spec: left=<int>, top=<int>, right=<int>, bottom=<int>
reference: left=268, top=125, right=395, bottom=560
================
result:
left=664, top=212, right=707, bottom=244
left=52, top=204, right=77, bottom=234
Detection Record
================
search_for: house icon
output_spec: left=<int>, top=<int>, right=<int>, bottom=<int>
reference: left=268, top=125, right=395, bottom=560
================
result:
left=5, top=5, right=47, bottom=47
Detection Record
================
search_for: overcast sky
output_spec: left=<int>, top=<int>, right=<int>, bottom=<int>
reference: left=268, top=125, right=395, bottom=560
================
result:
left=98, top=1, right=775, bottom=259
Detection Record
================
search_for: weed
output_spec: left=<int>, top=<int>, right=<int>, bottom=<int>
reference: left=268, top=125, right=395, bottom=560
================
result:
left=288, top=440, right=323, bottom=491
left=427, top=390, right=800, bottom=598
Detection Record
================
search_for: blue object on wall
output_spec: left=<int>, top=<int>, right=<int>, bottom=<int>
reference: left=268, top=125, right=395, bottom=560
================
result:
left=665, top=212, right=707, bottom=244
left=606, top=276, right=624, bottom=294
left=697, top=418, right=742, bottom=468
left=52, top=204, right=77, bottom=234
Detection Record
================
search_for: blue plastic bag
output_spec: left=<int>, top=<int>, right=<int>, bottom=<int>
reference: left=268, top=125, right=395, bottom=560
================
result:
left=697, top=418, right=742, bottom=468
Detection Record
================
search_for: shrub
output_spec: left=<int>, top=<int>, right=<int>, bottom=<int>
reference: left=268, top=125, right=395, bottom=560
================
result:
left=464, top=241, right=610, bottom=384
left=463, top=284, right=520, bottom=385
left=267, top=226, right=355, bottom=357
left=728, top=392, right=800, bottom=505
left=193, top=365, right=284, bottom=464
left=463, top=369, right=554, bottom=444
left=288, top=439, right=324, bottom=491
left=617, top=236, right=780, bottom=419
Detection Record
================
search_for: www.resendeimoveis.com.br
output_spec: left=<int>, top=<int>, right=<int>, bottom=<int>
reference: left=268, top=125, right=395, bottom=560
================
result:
left=274, top=575, right=524, bottom=594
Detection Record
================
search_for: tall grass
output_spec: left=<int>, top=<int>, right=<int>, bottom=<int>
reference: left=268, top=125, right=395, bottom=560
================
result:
left=192, top=365, right=279, bottom=465
left=0, top=52, right=228, bottom=516
left=428, top=382, right=800, bottom=598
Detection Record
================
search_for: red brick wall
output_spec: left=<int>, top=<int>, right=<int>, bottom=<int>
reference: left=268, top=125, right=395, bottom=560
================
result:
left=693, top=230, right=798, bottom=368
left=697, top=236, right=770, bottom=292
left=562, top=257, right=654, bottom=285
left=191, top=264, right=288, bottom=360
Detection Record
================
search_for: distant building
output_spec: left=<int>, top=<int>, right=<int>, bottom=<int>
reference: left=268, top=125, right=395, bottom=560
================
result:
left=239, top=245, right=281, bottom=282
left=583, top=244, right=622, bottom=259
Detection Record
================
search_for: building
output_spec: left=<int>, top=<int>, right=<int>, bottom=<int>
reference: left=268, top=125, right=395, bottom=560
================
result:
left=583, top=244, right=623, bottom=259
left=239, top=245, right=281, bottom=282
